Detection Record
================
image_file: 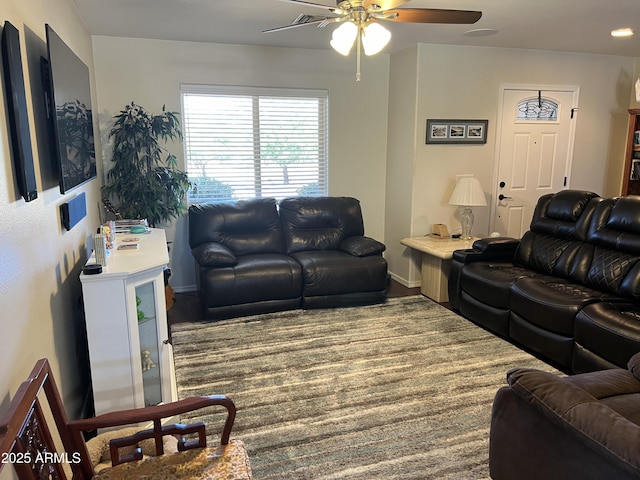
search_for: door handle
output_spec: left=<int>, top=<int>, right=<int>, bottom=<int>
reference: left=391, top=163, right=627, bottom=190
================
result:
left=498, top=194, right=512, bottom=201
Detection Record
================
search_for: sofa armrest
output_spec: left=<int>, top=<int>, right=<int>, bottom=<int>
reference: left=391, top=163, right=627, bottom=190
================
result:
left=472, top=236, right=520, bottom=255
left=506, top=368, right=640, bottom=472
left=339, top=236, right=386, bottom=257
left=450, top=237, right=519, bottom=265
left=564, top=368, right=640, bottom=399
left=448, top=237, right=520, bottom=311
left=192, top=242, right=237, bottom=267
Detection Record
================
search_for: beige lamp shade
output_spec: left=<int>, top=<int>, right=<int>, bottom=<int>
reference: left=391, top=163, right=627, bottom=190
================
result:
left=448, top=176, right=487, bottom=206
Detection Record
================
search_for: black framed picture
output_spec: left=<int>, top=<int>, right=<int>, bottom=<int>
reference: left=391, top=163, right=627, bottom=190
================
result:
left=426, top=119, right=488, bottom=144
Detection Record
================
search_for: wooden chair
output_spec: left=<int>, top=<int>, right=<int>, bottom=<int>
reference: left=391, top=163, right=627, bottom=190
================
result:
left=0, top=358, right=252, bottom=479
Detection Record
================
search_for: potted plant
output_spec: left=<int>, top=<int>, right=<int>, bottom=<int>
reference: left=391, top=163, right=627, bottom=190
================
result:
left=102, top=102, right=190, bottom=227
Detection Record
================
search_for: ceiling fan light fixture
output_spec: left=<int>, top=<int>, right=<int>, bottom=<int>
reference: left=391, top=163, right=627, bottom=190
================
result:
left=330, top=21, right=358, bottom=55
left=611, top=28, right=634, bottom=37
left=362, top=22, right=391, bottom=56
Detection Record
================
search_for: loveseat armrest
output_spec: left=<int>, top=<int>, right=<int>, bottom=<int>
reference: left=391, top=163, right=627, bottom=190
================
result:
left=192, top=242, right=237, bottom=267
left=339, top=236, right=386, bottom=257
left=505, top=368, right=640, bottom=473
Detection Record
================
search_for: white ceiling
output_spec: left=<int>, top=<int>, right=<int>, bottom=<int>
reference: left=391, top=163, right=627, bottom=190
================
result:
left=70, top=0, right=640, bottom=57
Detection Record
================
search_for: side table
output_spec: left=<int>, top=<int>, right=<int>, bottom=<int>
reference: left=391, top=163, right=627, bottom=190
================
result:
left=401, top=236, right=477, bottom=302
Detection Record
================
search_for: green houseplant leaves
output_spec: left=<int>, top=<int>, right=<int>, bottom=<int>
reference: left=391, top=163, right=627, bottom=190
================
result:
left=102, top=102, right=190, bottom=227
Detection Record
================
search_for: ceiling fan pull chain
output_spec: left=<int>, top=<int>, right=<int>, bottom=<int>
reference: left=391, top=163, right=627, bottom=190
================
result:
left=356, top=28, right=362, bottom=81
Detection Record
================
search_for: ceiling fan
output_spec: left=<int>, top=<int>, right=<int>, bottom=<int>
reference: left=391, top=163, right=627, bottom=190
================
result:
left=264, top=0, right=482, bottom=80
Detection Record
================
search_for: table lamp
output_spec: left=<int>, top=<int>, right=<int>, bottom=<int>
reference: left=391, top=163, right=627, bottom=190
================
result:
left=448, top=176, right=487, bottom=240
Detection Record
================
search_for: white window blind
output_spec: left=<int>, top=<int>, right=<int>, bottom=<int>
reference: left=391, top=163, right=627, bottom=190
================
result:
left=181, top=85, right=328, bottom=203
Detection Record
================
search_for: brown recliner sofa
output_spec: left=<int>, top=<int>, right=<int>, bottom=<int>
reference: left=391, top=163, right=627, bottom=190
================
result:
left=489, top=352, right=640, bottom=480
left=448, top=190, right=640, bottom=373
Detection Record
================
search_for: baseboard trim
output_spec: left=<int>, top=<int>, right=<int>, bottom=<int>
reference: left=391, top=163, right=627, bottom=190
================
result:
left=389, top=272, right=421, bottom=289
left=174, top=277, right=422, bottom=293
left=172, top=285, right=197, bottom=294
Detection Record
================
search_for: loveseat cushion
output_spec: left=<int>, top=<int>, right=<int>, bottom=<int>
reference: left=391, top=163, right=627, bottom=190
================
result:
left=279, top=197, right=365, bottom=253
left=291, top=250, right=387, bottom=297
left=199, top=254, right=302, bottom=308
left=189, top=198, right=285, bottom=255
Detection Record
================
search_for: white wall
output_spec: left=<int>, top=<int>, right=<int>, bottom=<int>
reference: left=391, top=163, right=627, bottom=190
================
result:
left=91, top=37, right=390, bottom=291
left=385, top=46, right=421, bottom=287
left=0, top=0, right=101, bottom=430
left=388, top=43, right=636, bottom=287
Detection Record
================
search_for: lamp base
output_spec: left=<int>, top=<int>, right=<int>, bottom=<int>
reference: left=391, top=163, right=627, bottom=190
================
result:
left=460, top=207, right=474, bottom=240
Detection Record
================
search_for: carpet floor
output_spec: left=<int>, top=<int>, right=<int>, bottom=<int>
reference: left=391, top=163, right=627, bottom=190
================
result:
left=170, top=296, right=560, bottom=479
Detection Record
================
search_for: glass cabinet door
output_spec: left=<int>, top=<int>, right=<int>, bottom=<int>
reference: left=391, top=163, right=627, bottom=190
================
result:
left=135, top=282, right=162, bottom=406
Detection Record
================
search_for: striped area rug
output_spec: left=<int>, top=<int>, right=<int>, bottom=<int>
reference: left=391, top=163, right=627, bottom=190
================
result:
left=171, top=296, right=559, bottom=479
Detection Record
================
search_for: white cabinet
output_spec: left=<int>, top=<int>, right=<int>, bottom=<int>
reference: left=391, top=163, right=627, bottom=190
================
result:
left=80, top=228, right=177, bottom=416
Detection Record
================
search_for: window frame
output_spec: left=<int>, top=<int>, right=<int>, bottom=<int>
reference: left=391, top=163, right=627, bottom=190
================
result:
left=180, top=84, right=329, bottom=204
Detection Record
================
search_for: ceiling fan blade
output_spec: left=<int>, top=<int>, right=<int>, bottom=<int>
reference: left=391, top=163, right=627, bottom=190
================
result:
left=383, top=8, right=482, bottom=24
left=263, top=15, right=335, bottom=33
left=363, top=0, right=410, bottom=10
left=275, top=0, right=338, bottom=12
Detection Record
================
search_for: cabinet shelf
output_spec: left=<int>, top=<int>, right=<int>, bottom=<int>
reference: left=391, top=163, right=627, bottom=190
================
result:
left=621, top=109, right=640, bottom=196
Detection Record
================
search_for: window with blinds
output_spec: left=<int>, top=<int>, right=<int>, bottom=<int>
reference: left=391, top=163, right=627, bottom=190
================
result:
left=181, top=85, right=328, bottom=203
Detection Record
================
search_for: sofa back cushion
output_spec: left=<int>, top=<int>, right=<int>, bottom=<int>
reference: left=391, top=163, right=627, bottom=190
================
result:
left=188, top=198, right=285, bottom=255
left=514, top=190, right=600, bottom=277
left=583, top=196, right=640, bottom=297
left=528, top=190, right=600, bottom=239
left=279, top=196, right=365, bottom=253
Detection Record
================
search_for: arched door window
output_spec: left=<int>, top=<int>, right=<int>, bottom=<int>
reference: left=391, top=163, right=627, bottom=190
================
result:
left=516, top=97, right=559, bottom=121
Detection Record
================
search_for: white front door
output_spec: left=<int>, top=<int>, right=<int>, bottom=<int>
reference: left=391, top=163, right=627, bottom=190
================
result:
left=492, top=87, right=579, bottom=238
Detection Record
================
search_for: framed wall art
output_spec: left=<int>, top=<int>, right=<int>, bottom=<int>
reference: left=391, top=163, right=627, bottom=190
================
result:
left=426, top=119, right=488, bottom=144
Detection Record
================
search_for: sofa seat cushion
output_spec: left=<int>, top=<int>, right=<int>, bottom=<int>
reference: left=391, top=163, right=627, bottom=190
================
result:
left=509, top=277, right=612, bottom=337
left=93, top=440, right=252, bottom=480
left=574, top=302, right=640, bottom=370
left=200, top=254, right=302, bottom=308
left=459, top=291, right=512, bottom=337
left=290, top=250, right=387, bottom=297
left=460, top=262, right=546, bottom=309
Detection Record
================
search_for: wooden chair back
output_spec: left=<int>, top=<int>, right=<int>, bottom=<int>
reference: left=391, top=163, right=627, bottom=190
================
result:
left=0, top=359, right=239, bottom=479
left=0, top=359, right=93, bottom=479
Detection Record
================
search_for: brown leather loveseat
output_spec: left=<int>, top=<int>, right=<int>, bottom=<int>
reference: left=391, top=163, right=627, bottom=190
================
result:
left=188, top=196, right=388, bottom=320
left=489, top=352, right=640, bottom=479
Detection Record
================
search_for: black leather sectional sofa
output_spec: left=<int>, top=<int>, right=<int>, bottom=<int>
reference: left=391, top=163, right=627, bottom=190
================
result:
left=188, top=196, right=388, bottom=320
left=449, top=190, right=640, bottom=373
